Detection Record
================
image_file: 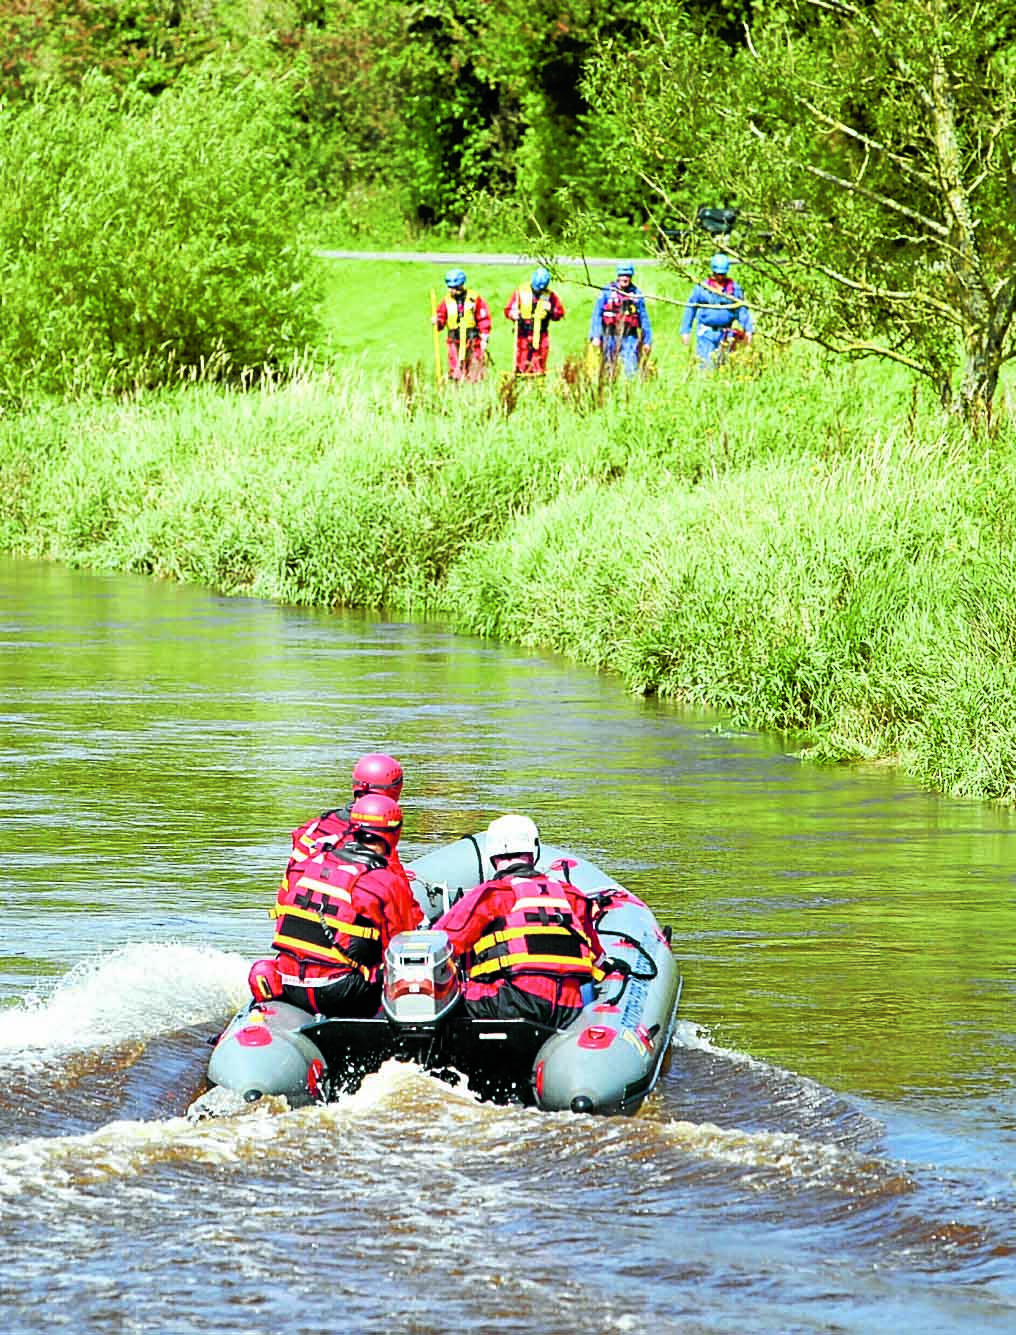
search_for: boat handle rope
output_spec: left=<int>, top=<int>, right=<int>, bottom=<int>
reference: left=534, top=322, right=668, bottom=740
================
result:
left=596, top=928, right=659, bottom=1005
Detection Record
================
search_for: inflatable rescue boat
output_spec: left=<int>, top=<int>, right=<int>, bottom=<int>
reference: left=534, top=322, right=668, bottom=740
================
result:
left=202, top=833, right=682, bottom=1116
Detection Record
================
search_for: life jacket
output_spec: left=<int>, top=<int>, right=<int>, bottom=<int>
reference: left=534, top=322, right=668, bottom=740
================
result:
left=444, top=292, right=481, bottom=334
left=290, top=806, right=353, bottom=862
left=514, top=289, right=551, bottom=325
left=272, top=845, right=391, bottom=980
left=700, top=276, right=738, bottom=326
left=600, top=284, right=642, bottom=334
left=465, top=871, right=605, bottom=986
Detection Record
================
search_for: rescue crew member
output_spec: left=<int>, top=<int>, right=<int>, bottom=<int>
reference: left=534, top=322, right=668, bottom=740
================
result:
left=589, top=261, right=652, bottom=379
left=431, top=813, right=605, bottom=1030
left=680, top=253, right=754, bottom=368
left=433, top=268, right=492, bottom=382
left=286, top=752, right=406, bottom=878
left=249, top=793, right=423, bottom=1017
left=504, top=267, right=565, bottom=376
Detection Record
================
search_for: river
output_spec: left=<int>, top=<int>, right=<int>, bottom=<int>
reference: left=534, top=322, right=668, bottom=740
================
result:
left=1, top=555, right=1013, bottom=1333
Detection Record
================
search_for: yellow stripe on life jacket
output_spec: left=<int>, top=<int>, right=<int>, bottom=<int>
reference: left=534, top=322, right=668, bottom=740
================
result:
left=469, top=951, right=605, bottom=981
left=511, top=895, right=572, bottom=912
left=273, top=934, right=375, bottom=980
left=276, top=904, right=380, bottom=940
left=294, top=873, right=353, bottom=903
left=472, top=923, right=578, bottom=956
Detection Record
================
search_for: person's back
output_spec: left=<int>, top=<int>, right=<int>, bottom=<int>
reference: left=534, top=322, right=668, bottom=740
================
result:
left=433, top=814, right=604, bottom=1029
left=286, top=752, right=406, bottom=876
left=251, top=792, right=421, bottom=1016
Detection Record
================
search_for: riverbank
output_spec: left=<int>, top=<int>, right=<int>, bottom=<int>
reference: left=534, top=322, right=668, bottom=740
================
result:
left=1, top=359, right=1014, bottom=801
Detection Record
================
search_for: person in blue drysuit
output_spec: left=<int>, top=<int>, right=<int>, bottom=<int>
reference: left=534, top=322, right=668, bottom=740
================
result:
left=680, top=254, right=754, bottom=369
left=589, top=262, right=652, bottom=379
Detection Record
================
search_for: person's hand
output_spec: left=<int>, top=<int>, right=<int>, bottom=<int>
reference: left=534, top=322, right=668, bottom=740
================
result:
left=682, top=334, right=690, bottom=346
left=591, top=337, right=602, bottom=347
left=744, top=332, right=753, bottom=344
left=431, top=316, right=438, bottom=326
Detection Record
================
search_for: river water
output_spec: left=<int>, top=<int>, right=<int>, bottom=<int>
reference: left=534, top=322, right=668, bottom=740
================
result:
left=0, top=555, right=1013, bottom=1334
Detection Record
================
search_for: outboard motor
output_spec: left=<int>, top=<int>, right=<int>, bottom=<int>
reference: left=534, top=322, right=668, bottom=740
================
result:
left=382, top=930, right=460, bottom=1025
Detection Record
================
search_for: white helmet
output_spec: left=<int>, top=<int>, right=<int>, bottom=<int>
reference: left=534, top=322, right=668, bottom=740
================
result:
left=486, top=814, right=540, bottom=864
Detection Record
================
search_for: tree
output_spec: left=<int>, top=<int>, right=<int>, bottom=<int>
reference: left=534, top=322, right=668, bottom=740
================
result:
left=589, top=0, right=1016, bottom=424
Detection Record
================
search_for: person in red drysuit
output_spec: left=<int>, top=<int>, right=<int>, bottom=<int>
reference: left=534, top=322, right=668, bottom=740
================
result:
left=431, top=813, right=605, bottom=1030
left=433, top=268, right=492, bottom=381
left=287, top=752, right=406, bottom=878
left=249, top=793, right=422, bottom=1017
left=504, top=267, right=565, bottom=376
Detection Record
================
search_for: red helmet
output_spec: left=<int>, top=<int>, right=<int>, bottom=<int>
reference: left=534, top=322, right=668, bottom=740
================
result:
left=352, top=752, right=404, bottom=800
left=349, top=792, right=403, bottom=851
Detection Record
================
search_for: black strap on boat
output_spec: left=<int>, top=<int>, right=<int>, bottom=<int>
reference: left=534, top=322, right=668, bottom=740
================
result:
left=464, top=832, right=485, bottom=884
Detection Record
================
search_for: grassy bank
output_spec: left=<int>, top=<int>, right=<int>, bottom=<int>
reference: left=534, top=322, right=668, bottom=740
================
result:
left=2, top=347, right=1014, bottom=802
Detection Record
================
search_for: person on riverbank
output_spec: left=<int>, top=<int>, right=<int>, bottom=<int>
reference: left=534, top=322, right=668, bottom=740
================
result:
left=589, top=262, right=652, bottom=379
left=680, top=253, right=754, bottom=369
left=287, top=752, right=406, bottom=877
left=431, top=813, right=605, bottom=1029
left=248, top=793, right=423, bottom=1016
left=433, top=269, right=492, bottom=382
left=504, top=267, right=565, bottom=376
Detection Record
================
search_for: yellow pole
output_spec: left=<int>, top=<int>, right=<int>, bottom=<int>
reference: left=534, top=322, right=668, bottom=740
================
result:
left=430, top=289, right=442, bottom=386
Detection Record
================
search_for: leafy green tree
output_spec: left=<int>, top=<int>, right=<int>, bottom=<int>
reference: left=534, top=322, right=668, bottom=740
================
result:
left=0, top=63, right=319, bottom=404
left=589, top=0, right=1016, bottom=424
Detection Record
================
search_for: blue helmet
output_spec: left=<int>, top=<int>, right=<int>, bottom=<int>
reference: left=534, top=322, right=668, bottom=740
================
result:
left=445, top=268, right=467, bottom=289
left=616, top=261, right=635, bottom=277
left=531, top=267, right=551, bottom=292
left=710, top=254, right=731, bottom=275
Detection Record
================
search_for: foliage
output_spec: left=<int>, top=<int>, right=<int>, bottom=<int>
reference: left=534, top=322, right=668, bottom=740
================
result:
left=0, top=0, right=683, bottom=229
left=2, top=348, right=1016, bottom=800
left=0, top=62, right=320, bottom=403
left=586, top=0, right=1016, bottom=423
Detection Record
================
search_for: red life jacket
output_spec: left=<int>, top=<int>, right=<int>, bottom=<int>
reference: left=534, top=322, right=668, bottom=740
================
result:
left=272, top=847, right=390, bottom=980
left=290, top=807, right=353, bottom=862
left=466, top=872, right=604, bottom=986
left=601, top=285, right=642, bottom=333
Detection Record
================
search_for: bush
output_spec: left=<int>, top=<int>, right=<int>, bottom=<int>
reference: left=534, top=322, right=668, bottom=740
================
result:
left=0, top=60, right=320, bottom=404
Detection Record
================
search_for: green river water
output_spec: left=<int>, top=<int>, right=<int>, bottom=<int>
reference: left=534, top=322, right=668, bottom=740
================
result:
left=0, top=555, right=1013, bottom=1334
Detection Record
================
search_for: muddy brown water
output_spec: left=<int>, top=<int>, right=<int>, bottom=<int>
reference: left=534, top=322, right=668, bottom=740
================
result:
left=1, top=556, right=1013, bottom=1333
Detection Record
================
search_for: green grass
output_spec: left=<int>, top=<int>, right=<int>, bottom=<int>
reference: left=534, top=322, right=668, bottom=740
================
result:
left=315, top=256, right=708, bottom=380
left=2, top=335, right=1014, bottom=802
left=2, top=249, right=1014, bottom=803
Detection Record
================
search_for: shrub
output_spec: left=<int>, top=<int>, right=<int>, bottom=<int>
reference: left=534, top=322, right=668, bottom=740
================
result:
left=0, top=60, right=320, bottom=404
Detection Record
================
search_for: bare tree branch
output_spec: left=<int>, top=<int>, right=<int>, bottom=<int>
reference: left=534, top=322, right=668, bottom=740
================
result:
left=800, top=99, right=941, bottom=192
left=804, top=261, right=960, bottom=322
left=802, top=163, right=949, bottom=236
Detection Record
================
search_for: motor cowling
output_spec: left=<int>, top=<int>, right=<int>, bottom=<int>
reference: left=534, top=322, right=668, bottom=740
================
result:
left=382, top=930, right=460, bottom=1024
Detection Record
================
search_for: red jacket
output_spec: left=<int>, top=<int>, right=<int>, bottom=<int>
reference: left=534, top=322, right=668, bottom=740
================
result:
left=287, top=808, right=406, bottom=880
left=435, top=291, right=492, bottom=337
left=273, top=842, right=422, bottom=980
left=433, top=867, right=604, bottom=1006
left=504, top=287, right=565, bottom=337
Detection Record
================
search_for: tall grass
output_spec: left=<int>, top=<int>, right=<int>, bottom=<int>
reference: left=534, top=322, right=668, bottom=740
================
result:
left=1, top=355, right=1013, bottom=801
